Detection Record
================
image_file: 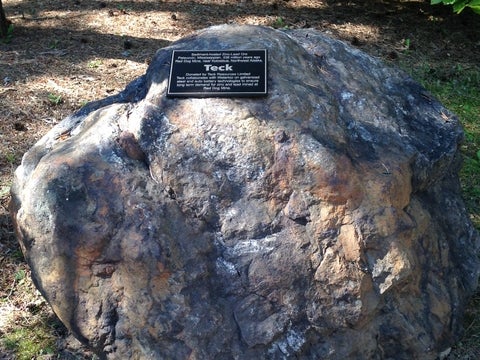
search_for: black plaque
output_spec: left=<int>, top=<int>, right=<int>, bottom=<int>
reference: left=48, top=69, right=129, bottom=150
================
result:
left=167, top=50, right=267, bottom=97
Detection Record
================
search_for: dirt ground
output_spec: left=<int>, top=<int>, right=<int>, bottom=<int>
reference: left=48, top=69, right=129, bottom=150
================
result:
left=1, top=0, right=479, bottom=358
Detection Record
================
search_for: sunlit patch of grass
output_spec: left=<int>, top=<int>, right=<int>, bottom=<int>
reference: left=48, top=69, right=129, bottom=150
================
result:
left=0, top=260, right=64, bottom=359
left=2, top=324, right=56, bottom=360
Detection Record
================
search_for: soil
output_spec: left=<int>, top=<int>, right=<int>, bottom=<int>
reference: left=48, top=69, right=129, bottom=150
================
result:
left=1, top=0, right=479, bottom=358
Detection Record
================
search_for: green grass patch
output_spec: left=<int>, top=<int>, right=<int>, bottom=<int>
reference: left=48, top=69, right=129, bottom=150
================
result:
left=2, top=325, right=56, bottom=360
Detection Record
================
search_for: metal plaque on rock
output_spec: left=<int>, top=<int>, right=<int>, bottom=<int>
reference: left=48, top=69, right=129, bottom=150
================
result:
left=167, top=50, right=267, bottom=97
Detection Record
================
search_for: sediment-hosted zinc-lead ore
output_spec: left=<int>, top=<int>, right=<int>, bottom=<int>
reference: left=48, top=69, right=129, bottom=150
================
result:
left=10, top=25, right=480, bottom=359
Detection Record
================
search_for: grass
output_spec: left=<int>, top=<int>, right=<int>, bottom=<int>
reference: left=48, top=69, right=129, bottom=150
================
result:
left=0, top=264, right=61, bottom=359
left=2, top=326, right=56, bottom=359
left=47, top=93, right=64, bottom=106
left=87, top=59, right=103, bottom=69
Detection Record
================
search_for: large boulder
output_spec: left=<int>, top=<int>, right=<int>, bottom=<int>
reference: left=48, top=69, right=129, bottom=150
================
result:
left=10, top=25, right=480, bottom=359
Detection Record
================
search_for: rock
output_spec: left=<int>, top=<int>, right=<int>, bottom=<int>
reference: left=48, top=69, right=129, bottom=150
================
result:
left=10, top=25, right=480, bottom=359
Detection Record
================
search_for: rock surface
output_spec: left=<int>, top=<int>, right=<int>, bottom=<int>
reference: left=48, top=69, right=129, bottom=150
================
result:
left=10, top=25, right=480, bottom=359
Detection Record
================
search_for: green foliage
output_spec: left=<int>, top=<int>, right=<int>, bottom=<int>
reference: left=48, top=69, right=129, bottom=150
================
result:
left=5, top=152, right=15, bottom=163
left=11, top=249, right=24, bottom=261
left=272, top=17, right=289, bottom=29
left=47, top=93, right=63, bottom=105
left=87, top=59, right=103, bottom=68
left=14, top=269, right=26, bottom=282
left=431, top=0, right=480, bottom=15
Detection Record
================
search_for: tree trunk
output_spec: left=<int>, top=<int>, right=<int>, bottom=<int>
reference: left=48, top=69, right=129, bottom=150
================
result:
left=0, top=0, right=9, bottom=39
